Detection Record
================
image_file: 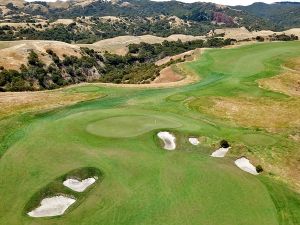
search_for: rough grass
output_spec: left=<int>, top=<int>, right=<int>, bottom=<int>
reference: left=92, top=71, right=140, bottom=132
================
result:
left=0, top=42, right=300, bottom=225
left=0, top=87, right=105, bottom=118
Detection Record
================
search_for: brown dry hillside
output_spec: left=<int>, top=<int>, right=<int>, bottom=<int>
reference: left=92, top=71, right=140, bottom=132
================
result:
left=0, top=40, right=81, bottom=70
left=211, top=27, right=300, bottom=41
left=79, top=34, right=205, bottom=55
left=0, top=0, right=25, bottom=7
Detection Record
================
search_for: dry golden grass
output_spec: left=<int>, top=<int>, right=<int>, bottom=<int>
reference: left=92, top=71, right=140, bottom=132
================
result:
left=284, top=57, right=300, bottom=72
left=0, top=40, right=81, bottom=70
left=0, top=89, right=103, bottom=118
left=205, top=97, right=300, bottom=132
left=259, top=72, right=300, bottom=97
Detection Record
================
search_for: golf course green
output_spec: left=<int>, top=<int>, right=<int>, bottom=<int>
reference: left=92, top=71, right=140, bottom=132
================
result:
left=0, top=42, right=300, bottom=225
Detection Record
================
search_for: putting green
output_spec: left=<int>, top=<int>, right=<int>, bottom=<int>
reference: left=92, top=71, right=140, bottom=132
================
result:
left=86, top=115, right=182, bottom=138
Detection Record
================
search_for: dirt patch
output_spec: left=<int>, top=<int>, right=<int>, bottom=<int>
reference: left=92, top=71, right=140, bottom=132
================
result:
left=155, top=49, right=198, bottom=66
left=153, top=66, right=183, bottom=84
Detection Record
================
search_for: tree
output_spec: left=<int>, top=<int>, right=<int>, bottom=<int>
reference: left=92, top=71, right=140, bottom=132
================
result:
left=220, top=140, right=230, bottom=148
left=256, top=165, right=263, bottom=173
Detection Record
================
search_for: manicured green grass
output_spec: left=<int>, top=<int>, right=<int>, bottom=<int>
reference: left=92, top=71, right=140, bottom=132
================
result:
left=1, top=42, right=300, bottom=225
left=86, top=114, right=182, bottom=138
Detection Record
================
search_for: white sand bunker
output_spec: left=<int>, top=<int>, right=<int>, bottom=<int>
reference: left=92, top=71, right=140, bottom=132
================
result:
left=27, top=196, right=76, bottom=218
left=188, top=137, right=200, bottom=145
left=157, top=132, right=176, bottom=150
left=63, top=177, right=97, bottom=192
left=235, top=157, right=259, bottom=175
left=211, top=147, right=231, bottom=158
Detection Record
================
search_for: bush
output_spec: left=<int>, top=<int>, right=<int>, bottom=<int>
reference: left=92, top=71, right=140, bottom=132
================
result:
left=256, top=165, right=264, bottom=173
left=220, top=140, right=230, bottom=148
left=256, top=36, right=265, bottom=42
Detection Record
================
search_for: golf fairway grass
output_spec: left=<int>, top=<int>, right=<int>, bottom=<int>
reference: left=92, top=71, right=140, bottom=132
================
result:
left=0, top=42, right=300, bottom=225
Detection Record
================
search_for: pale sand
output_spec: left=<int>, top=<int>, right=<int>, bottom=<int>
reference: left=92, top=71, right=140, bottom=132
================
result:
left=27, top=196, right=76, bottom=217
left=63, top=177, right=97, bottom=192
left=157, top=132, right=176, bottom=150
left=211, top=147, right=231, bottom=158
left=235, top=157, right=259, bottom=175
left=188, top=137, right=200, bottom=145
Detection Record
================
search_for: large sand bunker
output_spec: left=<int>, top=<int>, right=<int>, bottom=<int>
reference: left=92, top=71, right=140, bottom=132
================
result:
left=63, top=177, right=97, bottom=192
left=27, top=196, right=76, bottom=217
left=234, top=157, right=259, bottom=175
left=157, top=131, right=176, bottom=150
left=211, top=147, right=230, bottom=158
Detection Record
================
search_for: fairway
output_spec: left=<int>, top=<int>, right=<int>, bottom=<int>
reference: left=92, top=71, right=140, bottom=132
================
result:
left=1, top=42, right=300, bottom=225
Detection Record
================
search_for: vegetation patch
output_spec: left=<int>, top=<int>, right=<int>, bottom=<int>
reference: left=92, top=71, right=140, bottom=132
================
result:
left=24, top=167, right=102, bottom=217
left=241, top=134, right=277, bottom=146
left=192, top=96, right=300, bottom=132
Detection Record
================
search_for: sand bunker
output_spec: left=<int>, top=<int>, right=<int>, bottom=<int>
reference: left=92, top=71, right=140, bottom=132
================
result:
left=63, top=177, right=97, bottom=192
left=235, top=157, right=259, bottom=175
left=211, top=147, right=231, bottom=158
left=27, top=196, right=76, bottom=217
left=157, top=132, right=176, bottom=150
left=188, top=137, right=200, bottom=145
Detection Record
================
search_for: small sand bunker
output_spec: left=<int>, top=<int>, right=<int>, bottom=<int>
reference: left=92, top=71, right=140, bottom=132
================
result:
left=157, top=132, right=176, bottom=150
left=211, top=147, right=231, bottom=158
left=63, top=177, right=97, bottom=192
left=27, top=196, right=76, bottom=218
left=235, top=157, right=259, bottom=175
left=188, top=137, right=200, bottom=145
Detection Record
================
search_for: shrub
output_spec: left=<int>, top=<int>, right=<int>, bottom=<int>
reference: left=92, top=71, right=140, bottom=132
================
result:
left=256, top=36, right=265, bottom=42
left=256, top=165, right=264, bottom=173
left=220, top=140, right=230, bottom=148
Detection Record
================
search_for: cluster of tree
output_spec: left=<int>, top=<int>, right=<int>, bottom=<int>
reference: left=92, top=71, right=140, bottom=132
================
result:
left=0, top=38, right=235, bottom=91
left=128, top=40, right=205, bottom=62
left=270, top=34, right=298, bottom=41
left=128, top=38, right=234, bottom=61
left=0, top=49, right=103, bottom=91
left=255, top=34, right=299, bottom=42
left=0, top=17, right=214, bottom=43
